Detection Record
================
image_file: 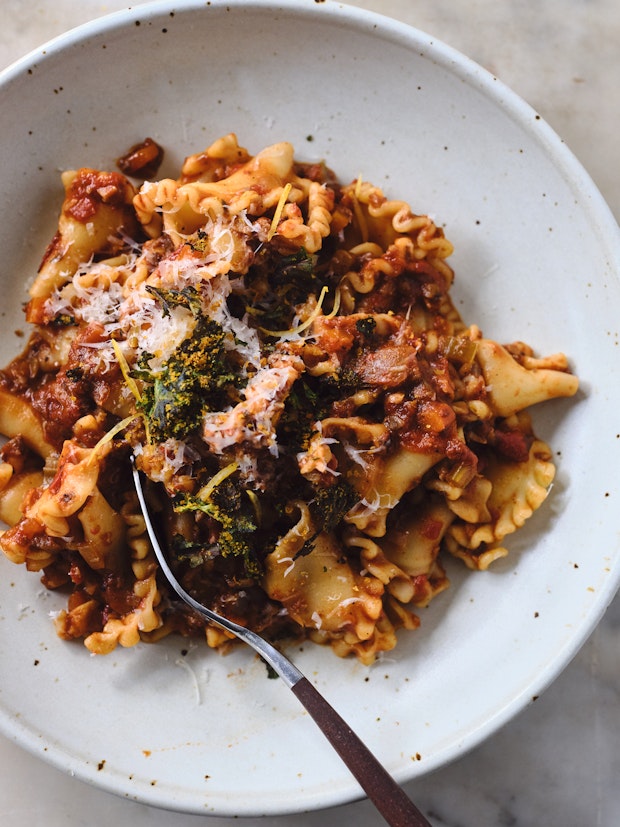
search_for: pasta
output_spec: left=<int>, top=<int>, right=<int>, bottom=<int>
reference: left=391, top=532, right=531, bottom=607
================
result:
left=0, top=135, right=579, bottom=664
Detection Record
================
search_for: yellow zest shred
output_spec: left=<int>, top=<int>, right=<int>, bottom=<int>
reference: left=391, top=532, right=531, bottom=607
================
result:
left=325, top=286, right=341, bottom=319
left=197, top=461, right=239, bottom=502
left=112, top=340, right=142, bottom=404
left=86, top=414, right=140, bottom=467
left=111, top=340, right=151, bottom=444
left=267, top=182, right=292, bottom=241
left=260, top=285, right=329, bottom=337
left=245, top=489, right=262, bottom=526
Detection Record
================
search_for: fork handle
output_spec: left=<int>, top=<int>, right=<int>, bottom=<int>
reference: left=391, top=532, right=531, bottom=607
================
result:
left=291, top=676, right=431, bottom=827
left=131, top=465, right=429, bottom=824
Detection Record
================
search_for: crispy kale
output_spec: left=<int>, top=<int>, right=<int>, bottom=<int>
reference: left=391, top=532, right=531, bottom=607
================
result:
left=271, top=248, right=317, bottom=292
left=293, top=479, right=360, bottom=560
left=184, top=228, right=211, bottom=255
left=173, top=478, right=260, bottom=577
left=315, top=368, right=362, bottom=405
left=355, top=316, right=377, bottom=338
left=170, top=535, right=219, bottom=568
left=134, top=286, right=238, bottom=441
left=50, top=313, right=77, bottom=327
left=277, top=369, right=362, bottom=453
left=277, top=378, right=322, bottom=453
left=311, top=479, right=359, bottom=533
left=245, top=248, right=321, bottom=331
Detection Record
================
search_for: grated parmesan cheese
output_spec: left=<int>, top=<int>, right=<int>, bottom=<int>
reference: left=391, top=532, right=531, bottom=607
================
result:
left=202, top=356, right=302, bottom=456
left=346, top=491, right=399, bottom=519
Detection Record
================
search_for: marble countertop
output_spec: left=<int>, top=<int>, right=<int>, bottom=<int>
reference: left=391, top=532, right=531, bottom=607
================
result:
left=1, top=2, right=619, bottom=825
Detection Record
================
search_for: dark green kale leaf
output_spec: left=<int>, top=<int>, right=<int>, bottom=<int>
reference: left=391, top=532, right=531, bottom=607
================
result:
left=50, top=313, right=77, bottom=327
left=271, top=249, right=317, bottom=293
left=244, top=248, right=321, bottom=331
left=144, top=284, right=203, bottom=317
left=314, top=368, right=362, bottom=406
left=355, top=316, right=377, bottom=338
left=277, top=378, right=322, bottom=453
left=135, top=288, right=239, bottom=441
left=311, top=479, right=359, bottom=533
left=292, top=480, right=360, bottom=560
left=170, top=535, right=219, bottom=568
left=173, top=479, right=260, bottom=577
left=277, top=369, right=362, bottom=455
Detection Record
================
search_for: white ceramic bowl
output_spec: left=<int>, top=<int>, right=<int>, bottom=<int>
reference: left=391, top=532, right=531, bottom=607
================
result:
left=1, top=0, right=619, bottom=817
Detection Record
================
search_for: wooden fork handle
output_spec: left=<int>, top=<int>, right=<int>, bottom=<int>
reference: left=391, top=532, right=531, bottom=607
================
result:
left=291, top=677, right=431, bottom=827
left=132, top=465, right=429, bottom=824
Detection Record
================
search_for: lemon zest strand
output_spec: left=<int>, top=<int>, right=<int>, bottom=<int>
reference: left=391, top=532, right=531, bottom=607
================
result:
left=260, top=285, right=329, bottom=337
left=245, top=489, right=262, bottom=526
left=197, top=461, right=239, bottom=502
left=111, top=340, right=152, bottom=443
left=325, top=286, right=341, bottom=319
left=86, top=414, right=140, bottom=467
left=112, top=340, right=142, bottom=404
left=267, top=182, right=292, bottom=241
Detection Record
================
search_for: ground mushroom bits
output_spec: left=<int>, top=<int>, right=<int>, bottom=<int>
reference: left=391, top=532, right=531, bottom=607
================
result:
left=0, top=134, right=579, bottom=663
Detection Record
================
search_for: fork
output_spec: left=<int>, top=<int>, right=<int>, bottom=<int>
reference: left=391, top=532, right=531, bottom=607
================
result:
left=132, top=461, right=431, bottom=827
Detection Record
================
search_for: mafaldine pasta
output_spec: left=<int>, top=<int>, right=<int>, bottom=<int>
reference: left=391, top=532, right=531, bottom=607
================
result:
left=0, top=135, right=578, bottom=663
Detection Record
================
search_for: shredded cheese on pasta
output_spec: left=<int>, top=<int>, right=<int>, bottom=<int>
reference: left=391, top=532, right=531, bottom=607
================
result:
left=0, top=135, right=578, bottom=664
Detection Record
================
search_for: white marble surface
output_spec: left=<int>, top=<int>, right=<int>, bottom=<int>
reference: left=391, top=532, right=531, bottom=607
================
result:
left=1, top=1, right=619, bottom=825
